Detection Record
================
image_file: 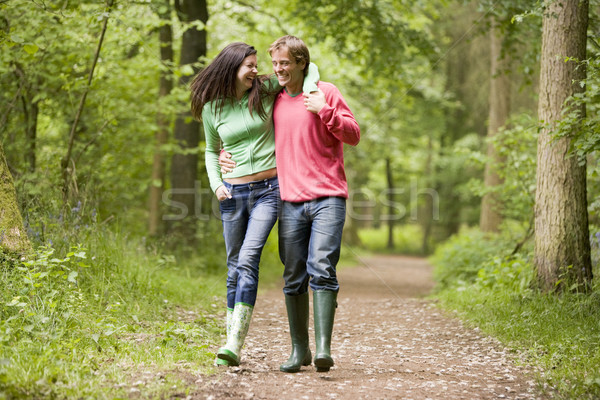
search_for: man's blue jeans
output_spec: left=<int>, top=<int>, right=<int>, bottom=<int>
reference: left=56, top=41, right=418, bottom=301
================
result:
left=220, top=177, right=280, bottom=308
left=278, top=197, right=346, bottom=295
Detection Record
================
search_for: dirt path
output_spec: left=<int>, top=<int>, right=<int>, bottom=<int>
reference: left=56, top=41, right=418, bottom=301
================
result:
left=193, top=255, right=545, bottom=400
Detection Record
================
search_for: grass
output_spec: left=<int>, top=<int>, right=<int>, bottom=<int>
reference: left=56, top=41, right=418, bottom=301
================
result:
left=431, top=227, right=600, bottom=400
left=0, top=219, right=289, bottom=399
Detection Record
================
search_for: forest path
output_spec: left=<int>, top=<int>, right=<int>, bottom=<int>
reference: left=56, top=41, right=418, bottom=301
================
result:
left=192, top=255, right=545, bottom=400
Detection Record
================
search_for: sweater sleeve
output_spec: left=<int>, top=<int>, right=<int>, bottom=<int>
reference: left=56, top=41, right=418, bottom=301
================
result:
left=303, top=62, right=320, bottom=93
left=202, top=106, right=224, bottom=194
left=317, top=84, right=360, bottom=146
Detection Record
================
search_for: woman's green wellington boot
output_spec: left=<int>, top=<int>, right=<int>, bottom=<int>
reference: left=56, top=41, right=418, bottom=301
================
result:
left=216, top=308, right=233, bottom=366
left=217, top=303, right=253, bottom=366
left=280, top=292, right=312, bottom=373
left=313, top=290, right=337, bottom=372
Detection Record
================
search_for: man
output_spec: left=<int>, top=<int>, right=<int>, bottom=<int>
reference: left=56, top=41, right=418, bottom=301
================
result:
left=220, top=35, right=360, bottom=373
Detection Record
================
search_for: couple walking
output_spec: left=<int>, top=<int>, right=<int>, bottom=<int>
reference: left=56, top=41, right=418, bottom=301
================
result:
left=190, top=35, right=360, bottom=373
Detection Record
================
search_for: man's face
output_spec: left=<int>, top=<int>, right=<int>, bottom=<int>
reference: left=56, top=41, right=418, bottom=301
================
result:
left=271, top=46, right=306, bottom=91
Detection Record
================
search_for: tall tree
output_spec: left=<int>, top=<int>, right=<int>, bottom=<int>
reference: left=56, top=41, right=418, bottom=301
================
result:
left=480, top=16, right=511, bottom=232
left=0, top=142, right=31, bottom=255
left=169, top=0, right=208, bottom=239
left=149, top=1, right=174, bottom=236
left=534, top=0, right=592, bottom=291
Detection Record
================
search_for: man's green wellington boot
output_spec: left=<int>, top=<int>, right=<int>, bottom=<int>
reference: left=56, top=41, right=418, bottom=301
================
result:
left=313, top=290, right=337, bottom=372
left=280, top=292, right=312, bottom=373
left=217, top=303, right=253, bottom=366
left=216, top=308, right=233, bottom=366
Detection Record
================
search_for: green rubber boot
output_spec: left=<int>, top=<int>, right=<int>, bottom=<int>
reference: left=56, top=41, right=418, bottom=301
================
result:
left=217, top=303, right=253, bottom=366
left=216, top=308, right=233, bottom=366
left=280, top=292, right=312, bottom=373
left=313, top=290, right=337, bottom=372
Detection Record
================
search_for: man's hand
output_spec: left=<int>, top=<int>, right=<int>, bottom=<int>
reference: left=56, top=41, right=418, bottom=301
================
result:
left=219, top=150, right=236, bottom=174
left=303, top=89, right=327, bottom=114
left=215, top=185, right=232, bottom=201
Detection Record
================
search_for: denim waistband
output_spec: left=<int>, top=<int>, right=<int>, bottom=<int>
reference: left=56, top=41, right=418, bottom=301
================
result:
left=223, top=175, right=278, bottom=189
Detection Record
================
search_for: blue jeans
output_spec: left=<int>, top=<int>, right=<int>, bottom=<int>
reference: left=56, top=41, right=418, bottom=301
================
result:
left=278, top=197, right=346, bottom=295
left=220, top=176, right=280, bottom=308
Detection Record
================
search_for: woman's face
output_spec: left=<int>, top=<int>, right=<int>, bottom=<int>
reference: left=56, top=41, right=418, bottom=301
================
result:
left=235, top=54, right=258, bottom=95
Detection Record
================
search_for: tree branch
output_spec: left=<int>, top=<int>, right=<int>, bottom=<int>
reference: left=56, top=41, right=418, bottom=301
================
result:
left=511, top=216, right=534, bottom=256
left=73, top=119, right=110, bottom=166
left=62, top=0, right=115, bottom=204
left=230, top=0, right=286, bottom=34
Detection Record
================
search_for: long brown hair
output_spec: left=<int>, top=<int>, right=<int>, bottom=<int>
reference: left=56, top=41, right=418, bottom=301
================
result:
left=190, top=42, right=272, bottom=121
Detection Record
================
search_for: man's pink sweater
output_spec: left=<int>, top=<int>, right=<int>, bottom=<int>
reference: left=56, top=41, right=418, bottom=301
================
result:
left=273, top=81, right=360, bottom=202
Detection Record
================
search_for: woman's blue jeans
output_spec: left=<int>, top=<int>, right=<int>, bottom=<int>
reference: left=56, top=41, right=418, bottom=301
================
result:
left=278, top=197, right=346, bottom=296
left=220, top=176, right=280, bottom=308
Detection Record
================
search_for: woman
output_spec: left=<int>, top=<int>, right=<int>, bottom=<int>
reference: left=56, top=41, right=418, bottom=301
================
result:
left=190, top=42, right=318, bottom=367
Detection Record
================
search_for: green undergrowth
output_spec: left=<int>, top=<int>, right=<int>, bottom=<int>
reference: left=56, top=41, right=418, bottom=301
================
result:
left=357, top=224, right=425, bottom=255
left=0, top=222, right=270, bottom=399
left=431, top=227, right=600, bottom=399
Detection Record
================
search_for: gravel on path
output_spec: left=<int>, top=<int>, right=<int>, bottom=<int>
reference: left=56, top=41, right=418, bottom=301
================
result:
left=191, top=255, right=545, bottom=400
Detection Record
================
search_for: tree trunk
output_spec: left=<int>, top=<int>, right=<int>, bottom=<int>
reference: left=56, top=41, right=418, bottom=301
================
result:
left=342, top=203, right=362, bottom=247
left=0, top=142, right=31, bottom=255
left=25, top=99, right=38, bottom=173
left=534, top=0, right=592, bottom=291
left=386, top=158, right=394, bottom=250
left=421, top=134, right=434, bottom=255
left=480, top=17, right=510, bottom=233
left=169, top=0, right=208, bottom=239
left=149, top=2, right=174, bottom=237
left=15, top=64, right=38, bottom=173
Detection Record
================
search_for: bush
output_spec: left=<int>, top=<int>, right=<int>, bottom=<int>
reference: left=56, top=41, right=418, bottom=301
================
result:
left=473, top=253, right=534, bottom=293
left=430, top=227, right=518, bottom=289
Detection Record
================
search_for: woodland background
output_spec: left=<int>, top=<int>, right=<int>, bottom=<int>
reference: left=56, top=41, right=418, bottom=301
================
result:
left=1, top=0, right=600, bottom=398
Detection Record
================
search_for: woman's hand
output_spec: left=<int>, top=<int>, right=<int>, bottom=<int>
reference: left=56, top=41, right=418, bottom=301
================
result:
left=303, top=88, right=327, bottom=114
left=219, top=150, right=236, bottom=174
left=215, top=185, right=232, bottom=201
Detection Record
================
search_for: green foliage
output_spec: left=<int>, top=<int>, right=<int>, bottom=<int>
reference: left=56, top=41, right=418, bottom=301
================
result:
left=287, top=0, right=439, bottom=79
left=474, top=0, right=543, bottom=85
left=0, top=226, right=230, bottom=398
left=0, top=0, right=186, bottom=232
left=431, top=227, right=520, bottom=289
left=358, top=224, right=425, bottom=255
left=558, top=54, right=600, bottom=159
left=468, top=114, right=539, bottom=224
left=7, top=0, right=600, bottom=397
left=472, top=253, right=534, bottom=292
left=434, top=134, right=485, bottom=236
